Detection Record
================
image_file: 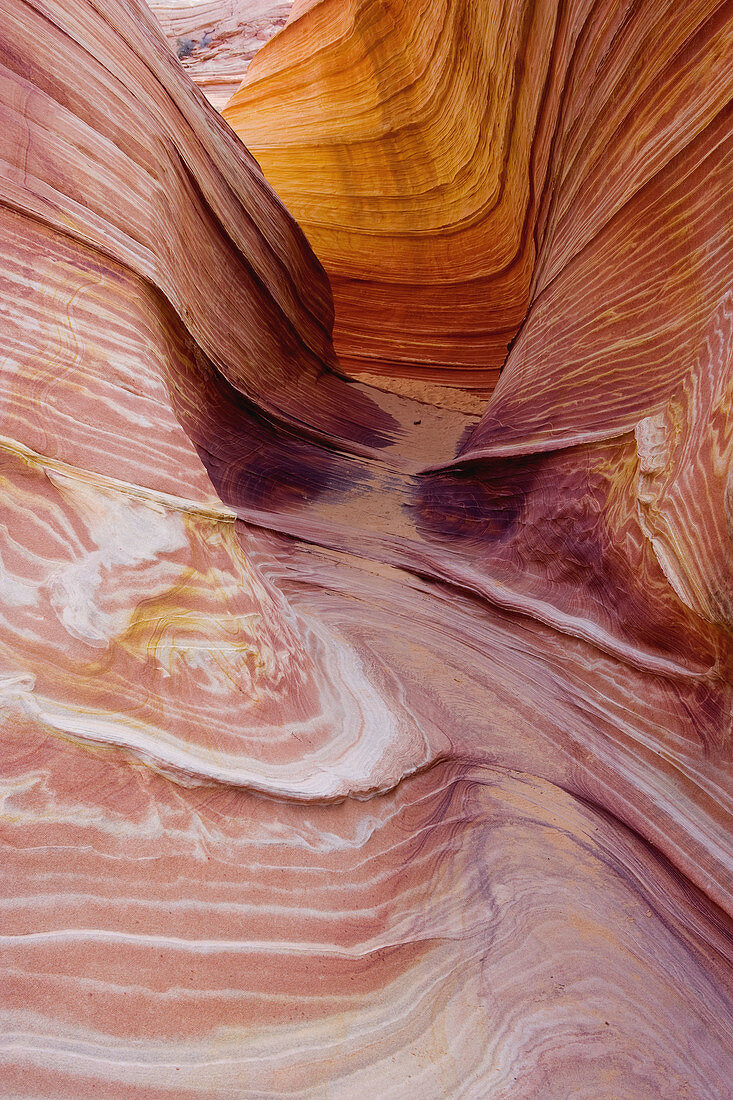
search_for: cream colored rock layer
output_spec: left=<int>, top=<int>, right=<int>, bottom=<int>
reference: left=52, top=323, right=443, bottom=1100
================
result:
left=0, top=0, right=731, bottom=1096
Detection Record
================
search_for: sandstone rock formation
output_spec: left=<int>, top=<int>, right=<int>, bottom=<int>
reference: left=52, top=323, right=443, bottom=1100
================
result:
left=0, top=0, right=731, bottom=1096
left=151, top=0, right=291, bottom=109
left=225, top=0, right=733, bottom=404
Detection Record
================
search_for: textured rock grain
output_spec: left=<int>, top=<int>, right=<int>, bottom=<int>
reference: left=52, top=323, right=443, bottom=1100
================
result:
left=151, top=0, right=291, bottom=108
left=0, top=0, right=731, bottom=1096
left=225, top=0, right=733, bottom=404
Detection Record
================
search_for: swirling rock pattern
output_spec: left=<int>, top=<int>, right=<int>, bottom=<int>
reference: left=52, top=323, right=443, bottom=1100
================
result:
left=0, top=0, right=732, bottom=1097
left=224, top=0, right=733, bottom=403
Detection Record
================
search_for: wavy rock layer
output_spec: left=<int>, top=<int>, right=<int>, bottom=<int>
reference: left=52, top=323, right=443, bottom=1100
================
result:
left=224, top=0, right=733, bottom=401
left=152, top=0, right=291, bottom=109
left=0, top=0, right=732, bottom=1097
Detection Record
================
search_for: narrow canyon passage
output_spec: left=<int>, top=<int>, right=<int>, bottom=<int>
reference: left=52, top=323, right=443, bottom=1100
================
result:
left=0, top=0, right=731, bottom=1096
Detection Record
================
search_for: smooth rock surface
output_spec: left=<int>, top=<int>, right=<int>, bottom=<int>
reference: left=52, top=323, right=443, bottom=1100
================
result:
left=0, top=0, right=731, bottom=1096
left=224, top=0, right=733, bottom=404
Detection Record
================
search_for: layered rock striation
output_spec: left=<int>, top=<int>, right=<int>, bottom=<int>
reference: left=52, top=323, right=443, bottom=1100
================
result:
left=152, top=0, right=291, bottom=109
left=0, top=0, right=731, bottom=1096
left=224, top=0, right=733, bottom=404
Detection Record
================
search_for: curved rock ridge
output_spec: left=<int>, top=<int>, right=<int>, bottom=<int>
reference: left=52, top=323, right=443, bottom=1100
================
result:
left=224, top=0, right=733, bottom=403
left=0, top=0, right=732, bottom=1097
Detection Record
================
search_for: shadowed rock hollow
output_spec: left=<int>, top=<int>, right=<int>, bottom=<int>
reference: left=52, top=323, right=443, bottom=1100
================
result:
left=0, top=0, right=731, bottom=1096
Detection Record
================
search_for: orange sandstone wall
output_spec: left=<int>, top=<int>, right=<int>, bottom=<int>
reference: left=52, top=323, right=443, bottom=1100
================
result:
left=0, top=0, right=731, bottom=1096
left=225, top=0, right=733, bottom=401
